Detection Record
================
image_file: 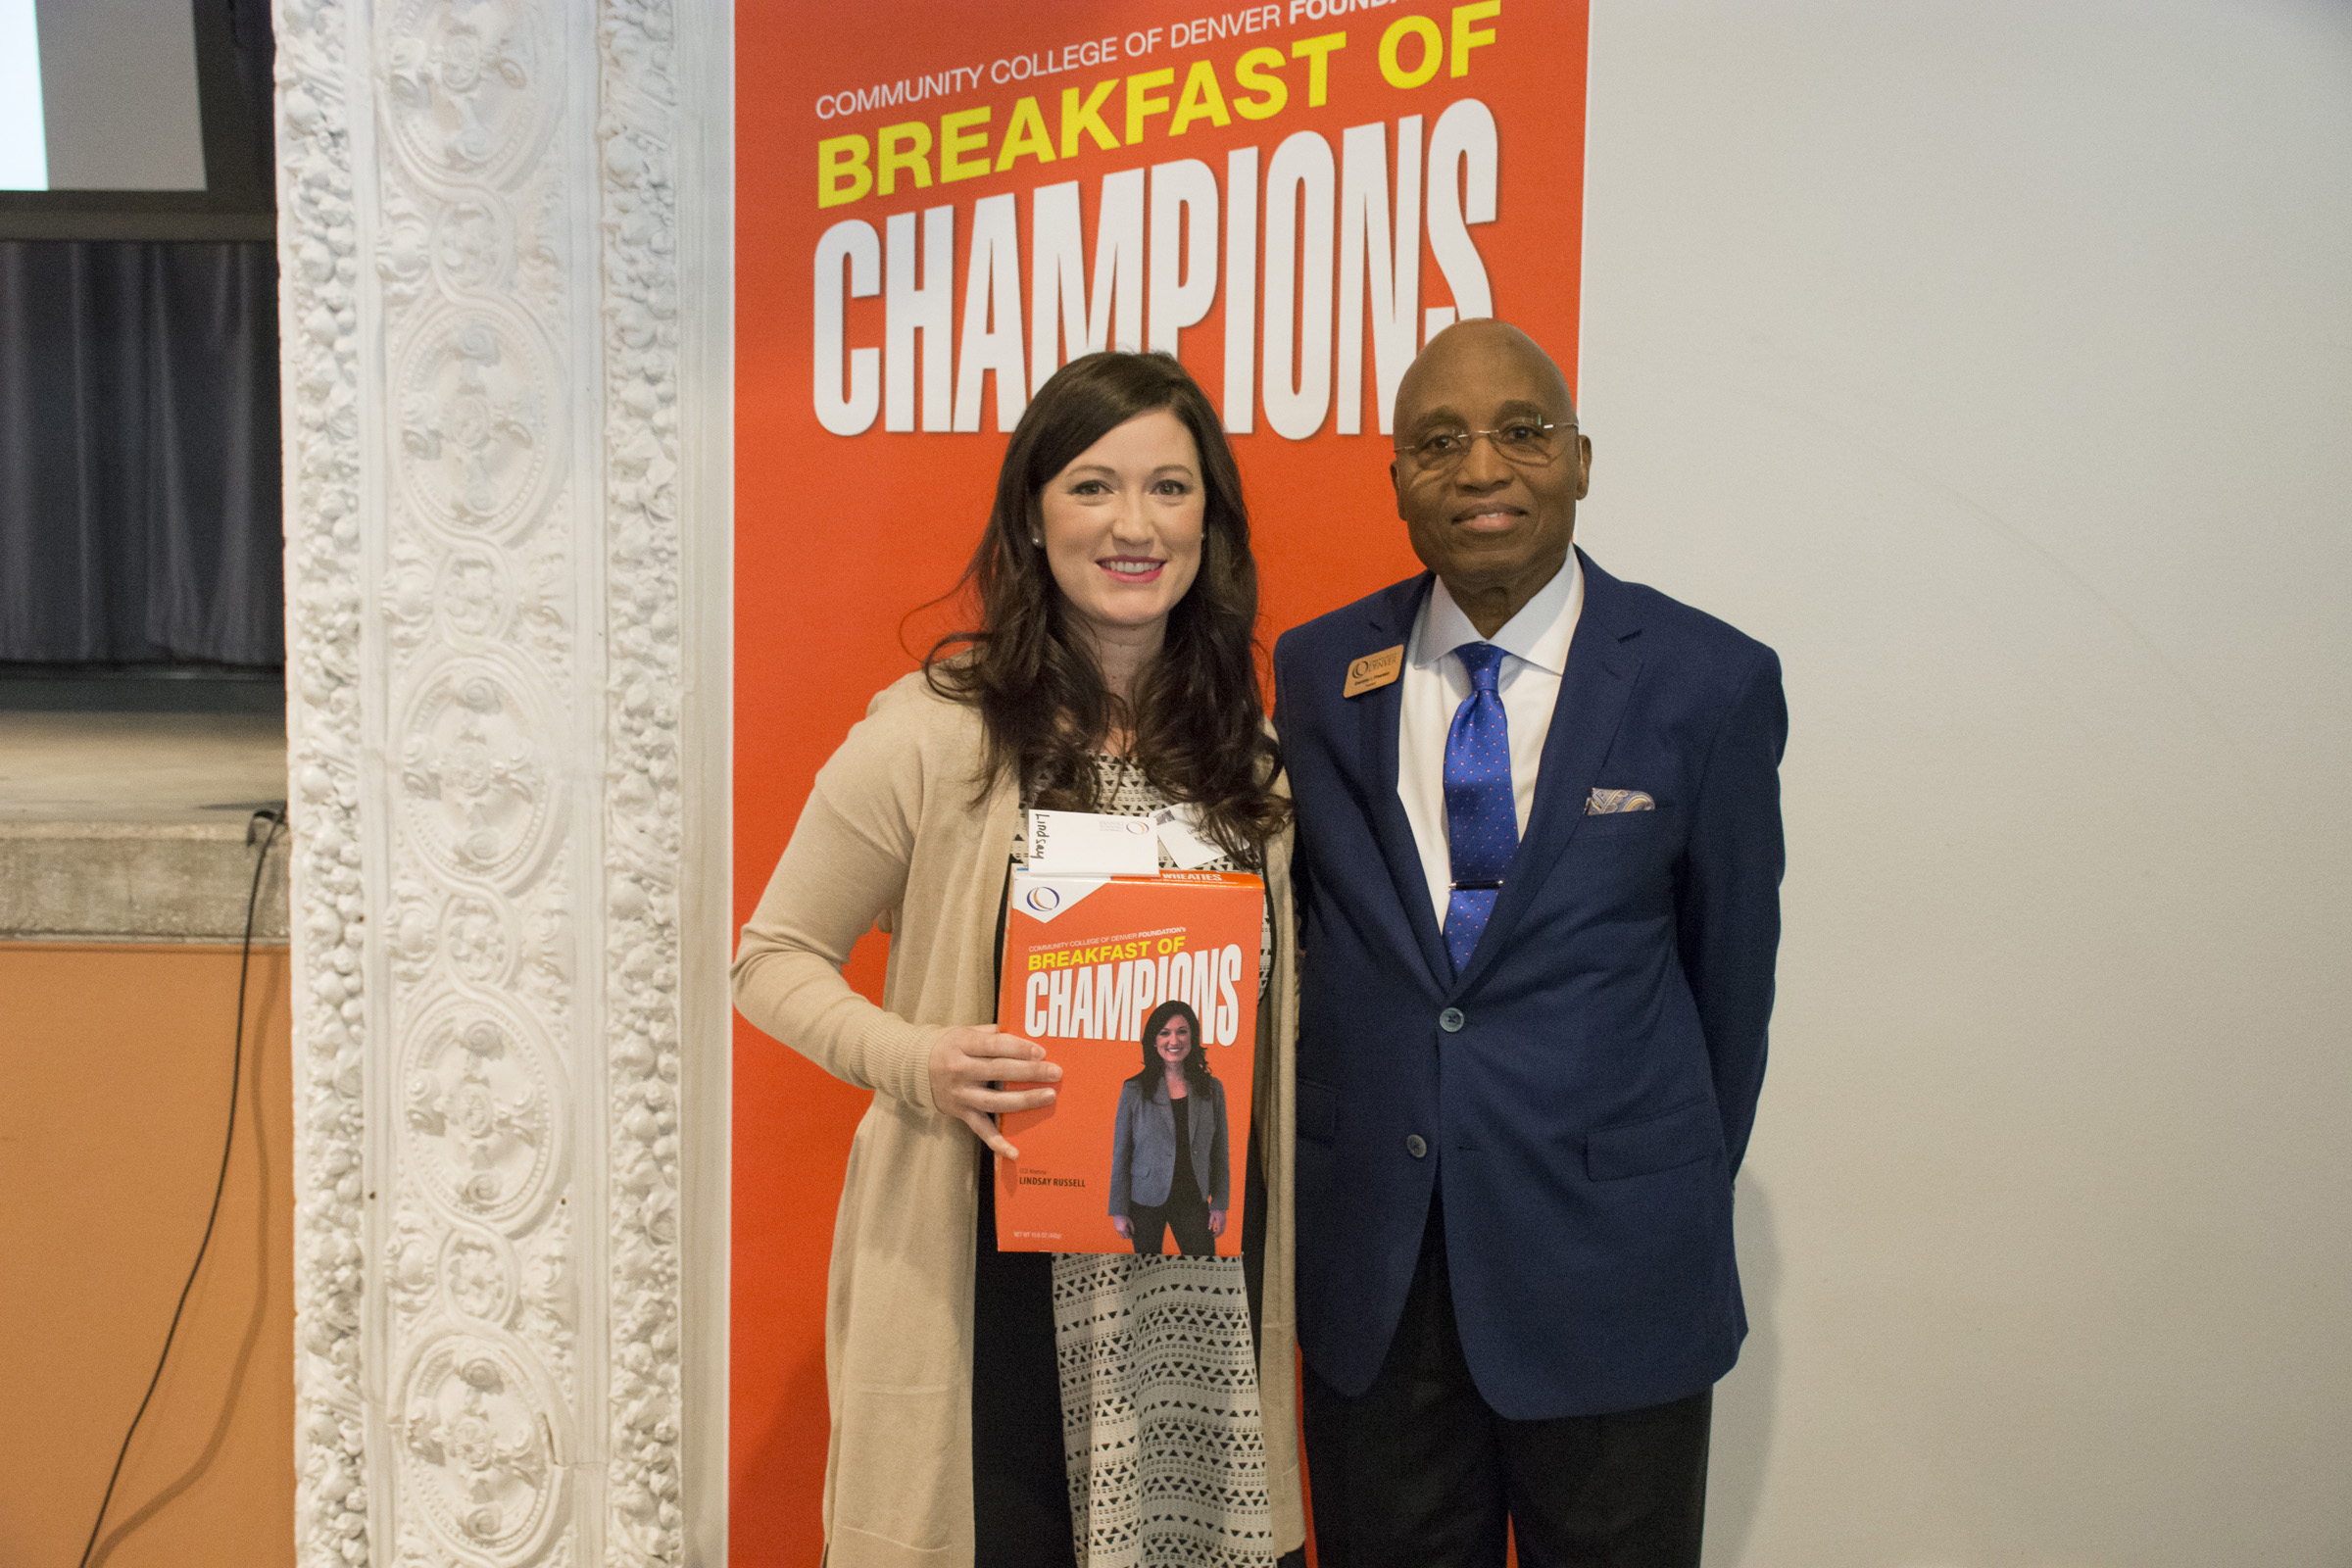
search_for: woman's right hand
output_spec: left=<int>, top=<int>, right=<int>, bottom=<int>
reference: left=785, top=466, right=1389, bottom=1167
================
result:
left=928, top=1024, right=1059, bottom=1159
left=1110, top=1215, right=1134, bottom=1240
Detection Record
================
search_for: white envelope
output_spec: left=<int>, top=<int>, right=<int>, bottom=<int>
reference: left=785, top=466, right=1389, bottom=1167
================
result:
left=1026, top=809, right=1160, bottom=876
left=1149, top=804, right=1227, bottom=870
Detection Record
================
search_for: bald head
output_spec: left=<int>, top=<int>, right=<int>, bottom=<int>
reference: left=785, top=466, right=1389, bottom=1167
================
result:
left=1393, top=318, right=1577, bottom=439
left=1388, top=318, right=1592, bottom=640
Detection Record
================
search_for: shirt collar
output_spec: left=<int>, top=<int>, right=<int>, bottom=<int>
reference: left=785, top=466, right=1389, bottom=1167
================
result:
left=1410, top=550, right=1584, bottom=676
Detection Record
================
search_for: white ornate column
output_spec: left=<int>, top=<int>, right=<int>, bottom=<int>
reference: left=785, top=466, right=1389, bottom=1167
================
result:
left=274, top=1, right=731, bottom=1563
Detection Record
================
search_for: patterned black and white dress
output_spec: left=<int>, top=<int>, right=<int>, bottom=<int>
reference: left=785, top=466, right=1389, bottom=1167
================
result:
left=1015, top=755, right=1280, bottom=1567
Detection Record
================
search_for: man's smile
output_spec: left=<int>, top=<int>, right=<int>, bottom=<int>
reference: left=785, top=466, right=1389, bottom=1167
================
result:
left=1452, top=501, right=1528, bottom=531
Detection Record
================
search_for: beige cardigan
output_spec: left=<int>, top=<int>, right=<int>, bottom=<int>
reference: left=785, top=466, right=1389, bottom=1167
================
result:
left=732, top=671, right=1303, bottom=1566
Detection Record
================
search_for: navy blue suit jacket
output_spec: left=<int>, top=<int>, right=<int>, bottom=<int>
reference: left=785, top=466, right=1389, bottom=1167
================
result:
left=1273, top=550, right=1786, bottom=1419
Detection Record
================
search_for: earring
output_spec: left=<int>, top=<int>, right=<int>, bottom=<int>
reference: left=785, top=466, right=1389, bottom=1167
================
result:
left=1030, top=534, right=1043, bottom=547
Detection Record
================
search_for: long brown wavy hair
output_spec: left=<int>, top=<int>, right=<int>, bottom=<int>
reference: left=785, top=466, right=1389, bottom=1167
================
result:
left=924, top=351, right=1287, bottom=859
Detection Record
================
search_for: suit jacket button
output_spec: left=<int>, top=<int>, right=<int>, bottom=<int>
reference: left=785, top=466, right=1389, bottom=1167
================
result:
left=1439, top=1006, right=1464, bottom=1033
left=1405, top=1134, right=1428, bottom=1159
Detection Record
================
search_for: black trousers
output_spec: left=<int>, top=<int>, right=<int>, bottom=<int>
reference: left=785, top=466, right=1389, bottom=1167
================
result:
left=972, top=1162, right=1078, bottom=1566
left=1301, top=1205, right=1713, bottom=1568
left=1128, top=1175, right=1216, bottom=1255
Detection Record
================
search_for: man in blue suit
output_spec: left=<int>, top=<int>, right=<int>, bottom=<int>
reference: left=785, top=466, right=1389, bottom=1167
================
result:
left=1274, top=320, right=1785, bottom=1566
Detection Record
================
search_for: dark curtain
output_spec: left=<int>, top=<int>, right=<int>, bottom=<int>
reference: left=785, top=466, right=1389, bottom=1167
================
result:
left=0, top=240, right=283, bottom=666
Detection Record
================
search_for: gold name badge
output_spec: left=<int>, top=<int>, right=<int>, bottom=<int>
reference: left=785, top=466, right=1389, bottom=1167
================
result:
left=1343, top=645, right=1404, bottom=699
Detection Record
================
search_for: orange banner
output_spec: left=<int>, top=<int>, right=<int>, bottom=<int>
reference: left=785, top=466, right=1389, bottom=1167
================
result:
left=734, top=0, right=1589, bottom=1549
left=995, top=871, right=1266, bottom=1256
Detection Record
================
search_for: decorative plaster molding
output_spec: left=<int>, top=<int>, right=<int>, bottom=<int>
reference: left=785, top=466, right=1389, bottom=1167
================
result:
left=275, top=1, right=375, bottom=1562
left=279, top=1, right=710, bottom=1563
left=372, top=0, right=588, bottom=1561
left=594, top=4, right=689, bottom=1559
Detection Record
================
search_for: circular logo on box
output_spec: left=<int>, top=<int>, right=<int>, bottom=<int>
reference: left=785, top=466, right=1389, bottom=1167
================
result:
left=1024, top=886, right=1061, bottom=913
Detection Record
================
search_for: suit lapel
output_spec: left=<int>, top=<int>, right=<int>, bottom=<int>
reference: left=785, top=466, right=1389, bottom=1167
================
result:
left=1351, top=574, right=1453, bottom=987
left=1453, top=551, right=1643, bottom=996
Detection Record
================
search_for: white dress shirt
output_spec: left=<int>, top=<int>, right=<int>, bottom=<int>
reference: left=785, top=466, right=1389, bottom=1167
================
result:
left=1396, top=552, right=1586, bottom=928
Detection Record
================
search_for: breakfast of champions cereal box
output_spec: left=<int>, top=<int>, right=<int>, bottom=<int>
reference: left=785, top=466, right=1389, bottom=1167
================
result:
left=994, top=869, right=1264, bottom=1257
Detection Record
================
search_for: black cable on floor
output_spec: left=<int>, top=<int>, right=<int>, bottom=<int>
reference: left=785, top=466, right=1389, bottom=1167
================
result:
left=75, top=804, right=286, bottom=1568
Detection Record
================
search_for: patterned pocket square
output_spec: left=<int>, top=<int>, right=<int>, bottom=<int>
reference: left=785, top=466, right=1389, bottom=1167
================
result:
left=1586, top=788, right=1657, bottom=814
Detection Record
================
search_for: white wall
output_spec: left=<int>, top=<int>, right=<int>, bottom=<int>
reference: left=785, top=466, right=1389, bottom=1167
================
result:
left=1575, top=3, right=2352, bottom=1563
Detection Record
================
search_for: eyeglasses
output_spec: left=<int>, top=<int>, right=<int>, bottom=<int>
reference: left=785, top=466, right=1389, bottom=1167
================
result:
left=1396, top=420, right=1572, bottom=469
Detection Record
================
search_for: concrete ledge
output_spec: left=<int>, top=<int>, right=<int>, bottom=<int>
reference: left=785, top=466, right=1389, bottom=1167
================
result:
left=0, top=821, right=291, bottom=943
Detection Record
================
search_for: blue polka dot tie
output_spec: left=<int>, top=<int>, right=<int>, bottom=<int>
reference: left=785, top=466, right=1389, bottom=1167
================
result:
left=1443, top=642, right=1516, bottom=974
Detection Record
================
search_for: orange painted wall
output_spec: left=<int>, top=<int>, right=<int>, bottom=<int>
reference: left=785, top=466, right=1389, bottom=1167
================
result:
left=0, top=943, right=293, bottom=1568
